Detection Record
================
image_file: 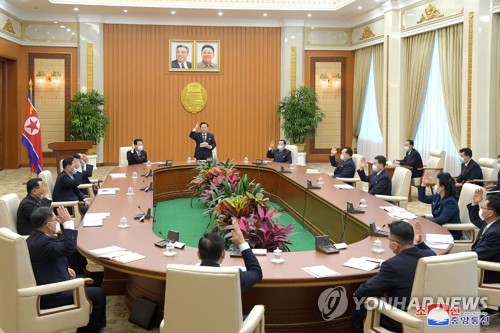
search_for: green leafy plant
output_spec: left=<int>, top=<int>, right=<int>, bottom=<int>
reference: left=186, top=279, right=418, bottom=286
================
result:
left=278, top=86, right=324, bottom=144
left=69, top=90, right=109, bottom=143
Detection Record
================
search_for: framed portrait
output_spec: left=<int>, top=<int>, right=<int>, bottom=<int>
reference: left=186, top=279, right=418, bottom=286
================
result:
left=169, top=40, right=194, bottom=71
left=194, top=40, right=220, bottom=71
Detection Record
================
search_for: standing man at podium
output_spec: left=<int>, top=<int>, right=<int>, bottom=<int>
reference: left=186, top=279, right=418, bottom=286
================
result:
left=189, top=122, right=216, bottom=161
left=127, top=138, right=148, bottom=165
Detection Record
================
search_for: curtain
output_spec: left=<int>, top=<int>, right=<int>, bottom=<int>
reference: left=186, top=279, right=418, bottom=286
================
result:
left=438, top=24, right=463, bottom=150
left=372, top=43, right=384, bottom=134
left=403, top=31, right=435, bottom=139
left=352, top=47, right=372, bottom=149
left=497, top=22, right=500, bottom=153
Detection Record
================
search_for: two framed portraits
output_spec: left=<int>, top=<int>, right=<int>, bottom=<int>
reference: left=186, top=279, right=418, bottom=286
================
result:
left=169, top=40, right=220, bottom=72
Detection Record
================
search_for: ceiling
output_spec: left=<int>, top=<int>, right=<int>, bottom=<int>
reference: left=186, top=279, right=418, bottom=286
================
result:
left=1, top=0, right=404, bottom=27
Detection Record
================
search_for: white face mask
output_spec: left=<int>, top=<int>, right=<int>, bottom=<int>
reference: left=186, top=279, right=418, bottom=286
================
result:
left=372, top=165, right=378, bottom=173
left=55, top=222, right=61, bottom=234
left=497, top=163, right=500, bottom=170
left=404, top=146, right=409, bottom=152
left=340, top=154, right=345, bottom=161
left=277, top=145, right=284, bottom=151
left=434, top=185, right=439, bottom=194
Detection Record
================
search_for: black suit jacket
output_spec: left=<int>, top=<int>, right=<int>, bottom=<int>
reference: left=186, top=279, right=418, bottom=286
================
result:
left=398, top=149, right=423, bottom=179
left=127, top=150, right=148, bottom=165
left=52, top=171, right=86, bottom=203
left=357, top=168, right=392, bottom=195
left=16, top=195, right=52, bottom=235
left=171, top=60, right=192, bottom=69
left=189, top=131, right=216, bottom=161
left=80, top=164, right=94, bottom=184
left=489, top=170, right=500, bottom=197
left=266, top=148, right=292, bottom=164
left=457, top=159, right=483, bottom=185
left=469, top=204, right=500, bottom=283
left=200, top=248, right=262, bottom=293
left=330, top=156, right=356, bottom=179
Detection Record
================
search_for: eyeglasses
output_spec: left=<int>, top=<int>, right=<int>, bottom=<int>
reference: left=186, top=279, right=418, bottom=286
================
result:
left=388, top=238, right=399, bottom=244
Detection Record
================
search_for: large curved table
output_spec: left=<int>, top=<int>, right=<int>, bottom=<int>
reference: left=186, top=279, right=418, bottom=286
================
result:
left=77, top=161, right=451, bottom=333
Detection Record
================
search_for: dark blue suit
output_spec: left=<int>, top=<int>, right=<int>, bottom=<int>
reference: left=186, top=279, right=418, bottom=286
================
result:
left=417, top=187, right=462, bottom=240
left=457, top=159, right=483, bottom=185
left=16, top=195, right=52, bottom=235
left=127, top=150, right=148, bottom=165
left=189, top=131, right=217, bottom=161
left=330, top=156, right=356, bottom=179
left=398, top=149, right=423, bottom=179
left=357, top=168, right=392, bottom=195
left=353, top=243, right=435, bottom=332
left=201, top=248, right=262, bottom=293
left=267, top=148, right=292, bottom=164
left=52, top=171, right=87, bottom=215
left=488, top=170, right=500, bottom=197
left=469, top=204, right=500, bottom=283
left=171, top=60, right=192, bottom=69
left=27, top=228, right=106, bottom=332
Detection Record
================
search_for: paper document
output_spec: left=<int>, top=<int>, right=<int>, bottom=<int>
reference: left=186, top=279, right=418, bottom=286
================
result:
left=334, top=184, right=354, bottom=190
left=112, top=251, right=145, bottom=264
left=425, top=242, right=450, bottom=250
left=98, top=188, right=118, bottom=195
left=305, top=169, right=321, bottom=174
left=252, top=249, right=267, bottom=256
left=302, top=265, right=340, bottom=278
left=200, top=142, right=209, bottom=148
left=82, top=212, right=110, bottom=227
left=109, top=173, right=126, bottom=178
left=426, top=234, right=454, bottom=244
left=90, top=245, right=126, bottom=256
left=343, top=258, right=380, bottom=272
left=380, top=206, right=417, bottom=220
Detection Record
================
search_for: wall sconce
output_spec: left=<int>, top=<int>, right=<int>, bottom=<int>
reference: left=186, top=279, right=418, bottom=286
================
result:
left=320, top=73, right=330, bottom=87
left=35, top=71, right=63, bottom=85
left=51, top=71, right=62, bottom=84
left=332, top=73, right=341, bottom=87
left=35, top=71, right=46, bottom=85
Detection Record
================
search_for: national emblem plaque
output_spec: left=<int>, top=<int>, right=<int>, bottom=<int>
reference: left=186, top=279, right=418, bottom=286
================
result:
left=181, top=82, right=207, bottom=114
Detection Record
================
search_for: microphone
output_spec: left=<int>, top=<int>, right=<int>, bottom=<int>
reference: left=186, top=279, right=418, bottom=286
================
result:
left=134, top=205, right=146, bottom=220
left=139, top=180, right=149, bottom=191
left=154, top=230, right=168, bottom=248
left=279, top=166, right=292, bottom=174
left=158, top=230, right=167, bottom=240
left=369, top=222, right=389, bottom=237
left=144, top=181, right=153, bottom=192
left=138, top=205, right=146, bottom=215
left=307, top=180, right=321, bottom=190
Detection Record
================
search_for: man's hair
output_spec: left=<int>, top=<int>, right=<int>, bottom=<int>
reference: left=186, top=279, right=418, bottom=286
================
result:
left=437, top=172, right=455, bottom=198
left=486, top=196, right=500, bottom=216
left=62, top=157, right=74, bottom=169
left=200, top=122, right=209, bottom=127
left=278, top=139, right=286, bottom=145
left=133, top=138, right=143, bottom=145
left=406, top=139, right=414, bottom=146
left=497, top=155, right=500, bottom=159
left=201, top=44, right=214, bottom=53
left=30, top=207, right=53, bottom=229
left=73, top=153, right=82, bottom=160
left=459, top=148, right=472, bottom=157
left=343, top=147, right=353, bottom=156
left=176, top=44, right=189, bottom=53
left=374, top=155, right=387, bottom=167
left=26, top=178, right=42, bottom=194
left=198, top=232, right=225, bottom=262
left=388, top=220, right=414, bottom=245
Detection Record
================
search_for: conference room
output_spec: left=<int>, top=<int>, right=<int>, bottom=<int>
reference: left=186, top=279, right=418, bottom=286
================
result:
left=0, top=0, right=499, bottom=332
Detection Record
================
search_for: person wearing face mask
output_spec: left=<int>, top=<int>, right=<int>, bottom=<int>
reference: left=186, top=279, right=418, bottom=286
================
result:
left=417, top=171, right=462, bottom=240
left=27, top=206, right=107, bottom=333
left=392, top=139, right=423, bottom=180
left=469, top=189, right=500, bottom=283
left=127, top=138, right=148, bottom=165
left=485, top=155, right=500, bottom=197
left=329, top=146, right=356, bottom=181
left=266, top=139, right=292, bottom=163
left=16, top=178, right=53, bottom=235
left=455, top=148, right=483, bottom=191
left=190, top=122, right=217, bottom=161
left=73, top=153, right=94, bottom=186
left=356, top=155, right=392, bottom=195
left=352, top=221, right=435, bottom=333
left=52, top=157, right=90, bottom=215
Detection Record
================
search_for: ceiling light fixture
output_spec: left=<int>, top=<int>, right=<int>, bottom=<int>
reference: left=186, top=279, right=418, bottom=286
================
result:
left=73, top=7, right=78, bottom=11
left=171, top=10, right=176, bottom=14
left=357, top=6, right=363, bottom=10
left=307, top=13, right=312, bottom=17
left=123, top=9, right=128, bottom=13
left=218, top=11, right=223, bottom=16
left=263, top=13, right=268, bottom=17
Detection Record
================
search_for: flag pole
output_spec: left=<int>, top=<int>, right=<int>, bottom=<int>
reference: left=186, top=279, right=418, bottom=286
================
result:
left=27, top=79, right=33, bottom=180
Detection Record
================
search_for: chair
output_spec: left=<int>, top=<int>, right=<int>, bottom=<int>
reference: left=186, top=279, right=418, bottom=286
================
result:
left=477, top=260, right=500, bottom=308
left=118, top=146, right=130, bottom=167
left=364, top=252, right=479, bottom=333
left=286, top=144, right=299, bottom=165
left=412, top=150, right=446, bottom=193
left=0, top=193, right=20, bottom=232
left=160, top=264, right=265, bottom=333
left=0, top=227, right=91, bottom=333
left=375, top=167, right=412, bottom=209
left=212, top=147, right=218, bottom=159
left=467, top=158, right=498, bottom=186
left=336, top=153, right=364, bottom=190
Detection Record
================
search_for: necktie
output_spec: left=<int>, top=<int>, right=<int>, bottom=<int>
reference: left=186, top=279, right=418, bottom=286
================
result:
left=203, top=134, right=206, bottom=142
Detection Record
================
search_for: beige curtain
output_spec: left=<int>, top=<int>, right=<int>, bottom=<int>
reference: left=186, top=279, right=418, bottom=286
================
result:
left=372, top=43, right=384, bottom=134
left=438, top=24, right=463, bottom=150
left=403, top=31, right=435, bottom=139
left=352, top=47, right=372, bottom=148
left=497, top=23, right=500, bottom=153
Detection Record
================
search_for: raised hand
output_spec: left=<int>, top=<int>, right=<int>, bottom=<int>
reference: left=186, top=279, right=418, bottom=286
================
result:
left=40, top=181, right=50, bottom=197
left=195, top=122, right=199, bottom=130
left=421, top=172, right=431, bottom=186
left=414, top=221, right=423, bottom=244
left=56, top=206, right=72, bottom=223
left=359, top=156, right=367, bottom=169
left=331, top=146, right=337, bottom=156
left=231, top=219, right=245, bottom=246
left=472, top=188, right=483, bottom=205
left=269, top=140, right=275, bottom=149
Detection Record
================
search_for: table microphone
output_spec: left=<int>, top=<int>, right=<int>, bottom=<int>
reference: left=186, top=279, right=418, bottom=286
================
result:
left=134, top=205, right=146, bottom=221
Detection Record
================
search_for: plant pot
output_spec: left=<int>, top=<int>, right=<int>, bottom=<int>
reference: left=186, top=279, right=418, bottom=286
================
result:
left=295, top=143, right=306, bottom=152
left=87, top=144, right=97, bottom=154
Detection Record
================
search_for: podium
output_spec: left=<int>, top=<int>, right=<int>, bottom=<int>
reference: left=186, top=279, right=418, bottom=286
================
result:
left=48, top=141, right=93, bottom=174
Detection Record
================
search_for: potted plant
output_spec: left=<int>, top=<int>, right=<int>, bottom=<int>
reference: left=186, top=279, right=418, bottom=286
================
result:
left=69, top=90, right=109, bottom=153
left=278, top=86, right=324, bottom=152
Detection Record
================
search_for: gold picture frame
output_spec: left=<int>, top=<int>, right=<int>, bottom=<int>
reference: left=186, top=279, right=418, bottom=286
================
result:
left=169, top=40, right=220, bottom=72
left=169, top=40, right=194, bottom=71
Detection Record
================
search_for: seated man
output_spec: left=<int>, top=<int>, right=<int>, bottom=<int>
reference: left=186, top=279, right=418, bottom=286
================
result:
left=329, top=146, right=355, bottom=179
left=16, top=178, right=52, bottom=235
left=469, top=189, right=500, bottom=283
left=393, top=139, right=423, bottom=179
left=456, top=147, right=483, bottom=190
left=27, top=207, right=106, bottom=333
left=352, top=221, right=435, bottom=333
left=486, top=155, right=500, bottom=197
left=266, top=139, right=292, bottom=164
left=73, top=153, right=94, bottom=196
left=53, top=157, right=91, bottom=215
left=357, top=155, right=392, bottom=195
left=198, top=220, right=262, bottom=292
left=127, top=138, right=148, bottom=165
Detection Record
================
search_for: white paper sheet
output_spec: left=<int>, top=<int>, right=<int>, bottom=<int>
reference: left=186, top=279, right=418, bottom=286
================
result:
left=302, top=265, right=340, bottom=278
left=426, top=234, right=454, bottom=244
left=97, top=188, right=118, bottom=195
left=90, top=245, right=125, bottom=256
left=343, top=258, right=380, bottom=272
left=334, top=184, right=355, bottom=190
left=109, top=173, right=126, bottom=178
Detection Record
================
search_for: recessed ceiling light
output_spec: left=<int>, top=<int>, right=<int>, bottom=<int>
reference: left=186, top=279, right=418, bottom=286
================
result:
left=357, top=6, right=363, bottom=10
left=263, top=13, right=268, bottom=17
left=307, top=13, right=312, bottom=17
left=82, top=37, right=86, bottom=41
left=218, top=11, right=223, bottom=16
left=72, top=32, right=75, bottom=35
left=123, top=9, right=128, bottom=13
left=311, top=27, right=315, bottom=29
left=60, top=25, right=65, bottom=28
left=67, top=28, right=71, bottom=32
left=54, top=21, right=58, bottom=24
left=73, top=7, right=78, bottom=11
left=290, top=35, right=295, bottom=39
left=171, top=10, right=176, bottom=15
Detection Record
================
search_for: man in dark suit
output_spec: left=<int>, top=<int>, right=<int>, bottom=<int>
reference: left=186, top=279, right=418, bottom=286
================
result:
left=73, top=153, right=94, bottom=196
left=127, top=138, right=148, bottom=165
left=189, top=122, right=217, bottom=161
left=456, top=148, right=483, bottom=191
left=469, top=189, right=500, bottom=283
left=352, top=221, right=435, bottom=333
left=266, top=139, right=292, bottom=164
left=27, top=207, right=106, bottom=333
left=171, top=44, right=192, bottom=69
left=393, top=139, right=423, bottom=179
left=329, top=146, right=356, bottom=179
left=53, top=157, right=91, bottom=215
left=357, top=155, right=392, bottom=195
left=16, top=178, right=52, bottom=235
left=198, top=220, right=262, bottom=293
left=486, top=155, right=500, bottom=197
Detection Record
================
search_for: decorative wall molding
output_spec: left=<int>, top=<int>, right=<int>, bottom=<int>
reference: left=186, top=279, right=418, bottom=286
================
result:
left=402, top=0, right=463, bottom=33
left=359, top=26, right=375, bottom=40
left=416, top=4, right=444, bottom=24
